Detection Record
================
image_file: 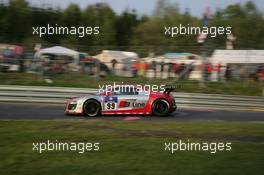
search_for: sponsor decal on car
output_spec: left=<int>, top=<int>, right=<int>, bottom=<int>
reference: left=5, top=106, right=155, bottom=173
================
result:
left=132, top=102, right=146, bottom=108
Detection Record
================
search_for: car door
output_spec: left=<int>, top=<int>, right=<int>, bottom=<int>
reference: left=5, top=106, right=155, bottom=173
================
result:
left=114, top=87, right=148, bottom=112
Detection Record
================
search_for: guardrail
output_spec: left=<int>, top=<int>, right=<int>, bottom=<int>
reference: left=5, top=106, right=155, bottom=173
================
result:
left=0, top=85, right=263, bottom=111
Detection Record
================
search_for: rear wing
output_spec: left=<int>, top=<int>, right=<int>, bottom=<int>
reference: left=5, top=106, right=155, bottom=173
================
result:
left=163, top=87, right=175, bottom=94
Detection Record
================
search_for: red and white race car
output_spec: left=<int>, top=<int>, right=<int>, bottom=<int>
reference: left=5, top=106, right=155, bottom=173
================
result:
left=65, top=86, right=177, bottom=117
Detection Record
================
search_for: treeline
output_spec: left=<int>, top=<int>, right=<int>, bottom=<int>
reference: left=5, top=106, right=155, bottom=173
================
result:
left=0, top=0, right=264, bottom=56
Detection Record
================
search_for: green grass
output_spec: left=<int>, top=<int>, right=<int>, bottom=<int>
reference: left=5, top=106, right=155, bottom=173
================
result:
left=1, top=72, right=264, bottom=96
left=0, top=120, right=264, bottom=175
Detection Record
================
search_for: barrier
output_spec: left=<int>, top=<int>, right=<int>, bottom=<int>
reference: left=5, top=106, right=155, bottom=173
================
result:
left=0, top=85, right=263, bottom=111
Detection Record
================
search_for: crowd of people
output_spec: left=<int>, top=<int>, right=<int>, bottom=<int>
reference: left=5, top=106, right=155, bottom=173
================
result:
left=1, top=51, right=264, bottom=83
left=111, top=60, right=264, bottom=82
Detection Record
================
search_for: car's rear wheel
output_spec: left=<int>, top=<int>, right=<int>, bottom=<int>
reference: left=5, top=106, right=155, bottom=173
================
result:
left=83, top=99, right=101, bottom=117
left=152, top=99, right=170, bottom=116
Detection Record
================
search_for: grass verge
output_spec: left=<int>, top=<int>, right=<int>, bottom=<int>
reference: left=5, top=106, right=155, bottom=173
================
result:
left=0, top=120, right=263, bottom=175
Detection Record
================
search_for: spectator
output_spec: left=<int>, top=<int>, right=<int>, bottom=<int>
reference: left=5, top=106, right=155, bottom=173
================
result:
left=186, top=64, right=194, bottom=80
left=203, top=63, right=208, bottom=81
left=207, top=63, right=213, bottom=81
left=203, top=63, right=212, bottom=81
left=225, top=65, right=232, bottom=81
left=151, top=61, right=157, bottom=78
left=168, top=63, right=173, bottom=78
left=239, top=66, right=246, bottom=81
left=160, top=61, right=164, bottom=78
left=258, top=71, right=264, bottom=82
left=144, top=62, right=149, bottom=76
left=131, top=61, right=138, bottom=78
left=173, top=63, right=179, bottom=79
left=257, top=66, right=264, bottom=82
left=19, top=54, right=25, bottom=72
left=111, top=59, right=117, bottom=75
left=52, top=61, right=63, bottom=74
left=179, top=63, right=185, bottom=80
left=216, top=63, right=222, bottom=81
left=138, top=61, right=146, bottom=76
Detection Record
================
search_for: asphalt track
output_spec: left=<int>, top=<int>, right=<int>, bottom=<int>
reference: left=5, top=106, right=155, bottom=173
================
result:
left=0, top=102, right=264, bottom=122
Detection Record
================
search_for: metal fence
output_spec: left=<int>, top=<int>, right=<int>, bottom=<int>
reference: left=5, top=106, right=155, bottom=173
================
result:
left=0, top=85, right=263, bottom=111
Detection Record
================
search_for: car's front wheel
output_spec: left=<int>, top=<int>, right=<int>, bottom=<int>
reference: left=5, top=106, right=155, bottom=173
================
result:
left=83, top=99, right=101, bottom=117
left=152, top=99, right=170, bottom=116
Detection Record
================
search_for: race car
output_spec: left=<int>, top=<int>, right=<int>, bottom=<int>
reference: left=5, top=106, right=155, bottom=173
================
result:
left=65, top=86, right=177, bottom=117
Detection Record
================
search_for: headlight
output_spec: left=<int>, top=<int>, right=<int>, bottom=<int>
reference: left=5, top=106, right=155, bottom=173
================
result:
left=67, top=103, right=77, bottom=110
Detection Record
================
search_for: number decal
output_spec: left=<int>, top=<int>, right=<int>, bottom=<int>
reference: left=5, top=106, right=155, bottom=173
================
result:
left=106, top=102, right=116, bottom=110
left=104, top=96, right=118, bottom=110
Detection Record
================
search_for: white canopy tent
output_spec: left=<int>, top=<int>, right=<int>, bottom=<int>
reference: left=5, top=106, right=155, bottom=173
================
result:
left=209, top=50, right=264, bottom=81
left=35, top=46, right=80, bottom=63
left=210, top=50, right=264, bottom=65
left=96, top=50, right=138, bottom=62
left=95, top=50, right=139, bottom=73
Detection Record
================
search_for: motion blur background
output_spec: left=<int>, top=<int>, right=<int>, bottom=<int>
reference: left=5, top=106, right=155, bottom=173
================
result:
left=0, top=0, right=264, bottom=96
left=1, top=2, right=264, bottom=175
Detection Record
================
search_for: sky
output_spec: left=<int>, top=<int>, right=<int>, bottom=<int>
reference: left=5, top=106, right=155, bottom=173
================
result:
left=28, top=0, right=263, bottom=17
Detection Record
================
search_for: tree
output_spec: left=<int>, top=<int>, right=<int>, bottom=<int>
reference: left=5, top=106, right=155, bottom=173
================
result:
left=0, top=2, right=8, bottom=41
left=211, top=1, right=264, bottom=49
left=0, top=0, right=263, bottom=53
left=6, top=0, right=32, bottom=42
left=115, top=9, right=139, bottom=50
left=82, top=3, right=117, bottom=52
left=63, top=3, right=81, bottom=27
left=131, top=0, right=200, bottom=55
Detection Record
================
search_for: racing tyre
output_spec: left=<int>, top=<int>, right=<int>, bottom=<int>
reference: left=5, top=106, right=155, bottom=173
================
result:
left=152, top=99, right=169, bottom=116
left=83, top=99, right=101, bottom=117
